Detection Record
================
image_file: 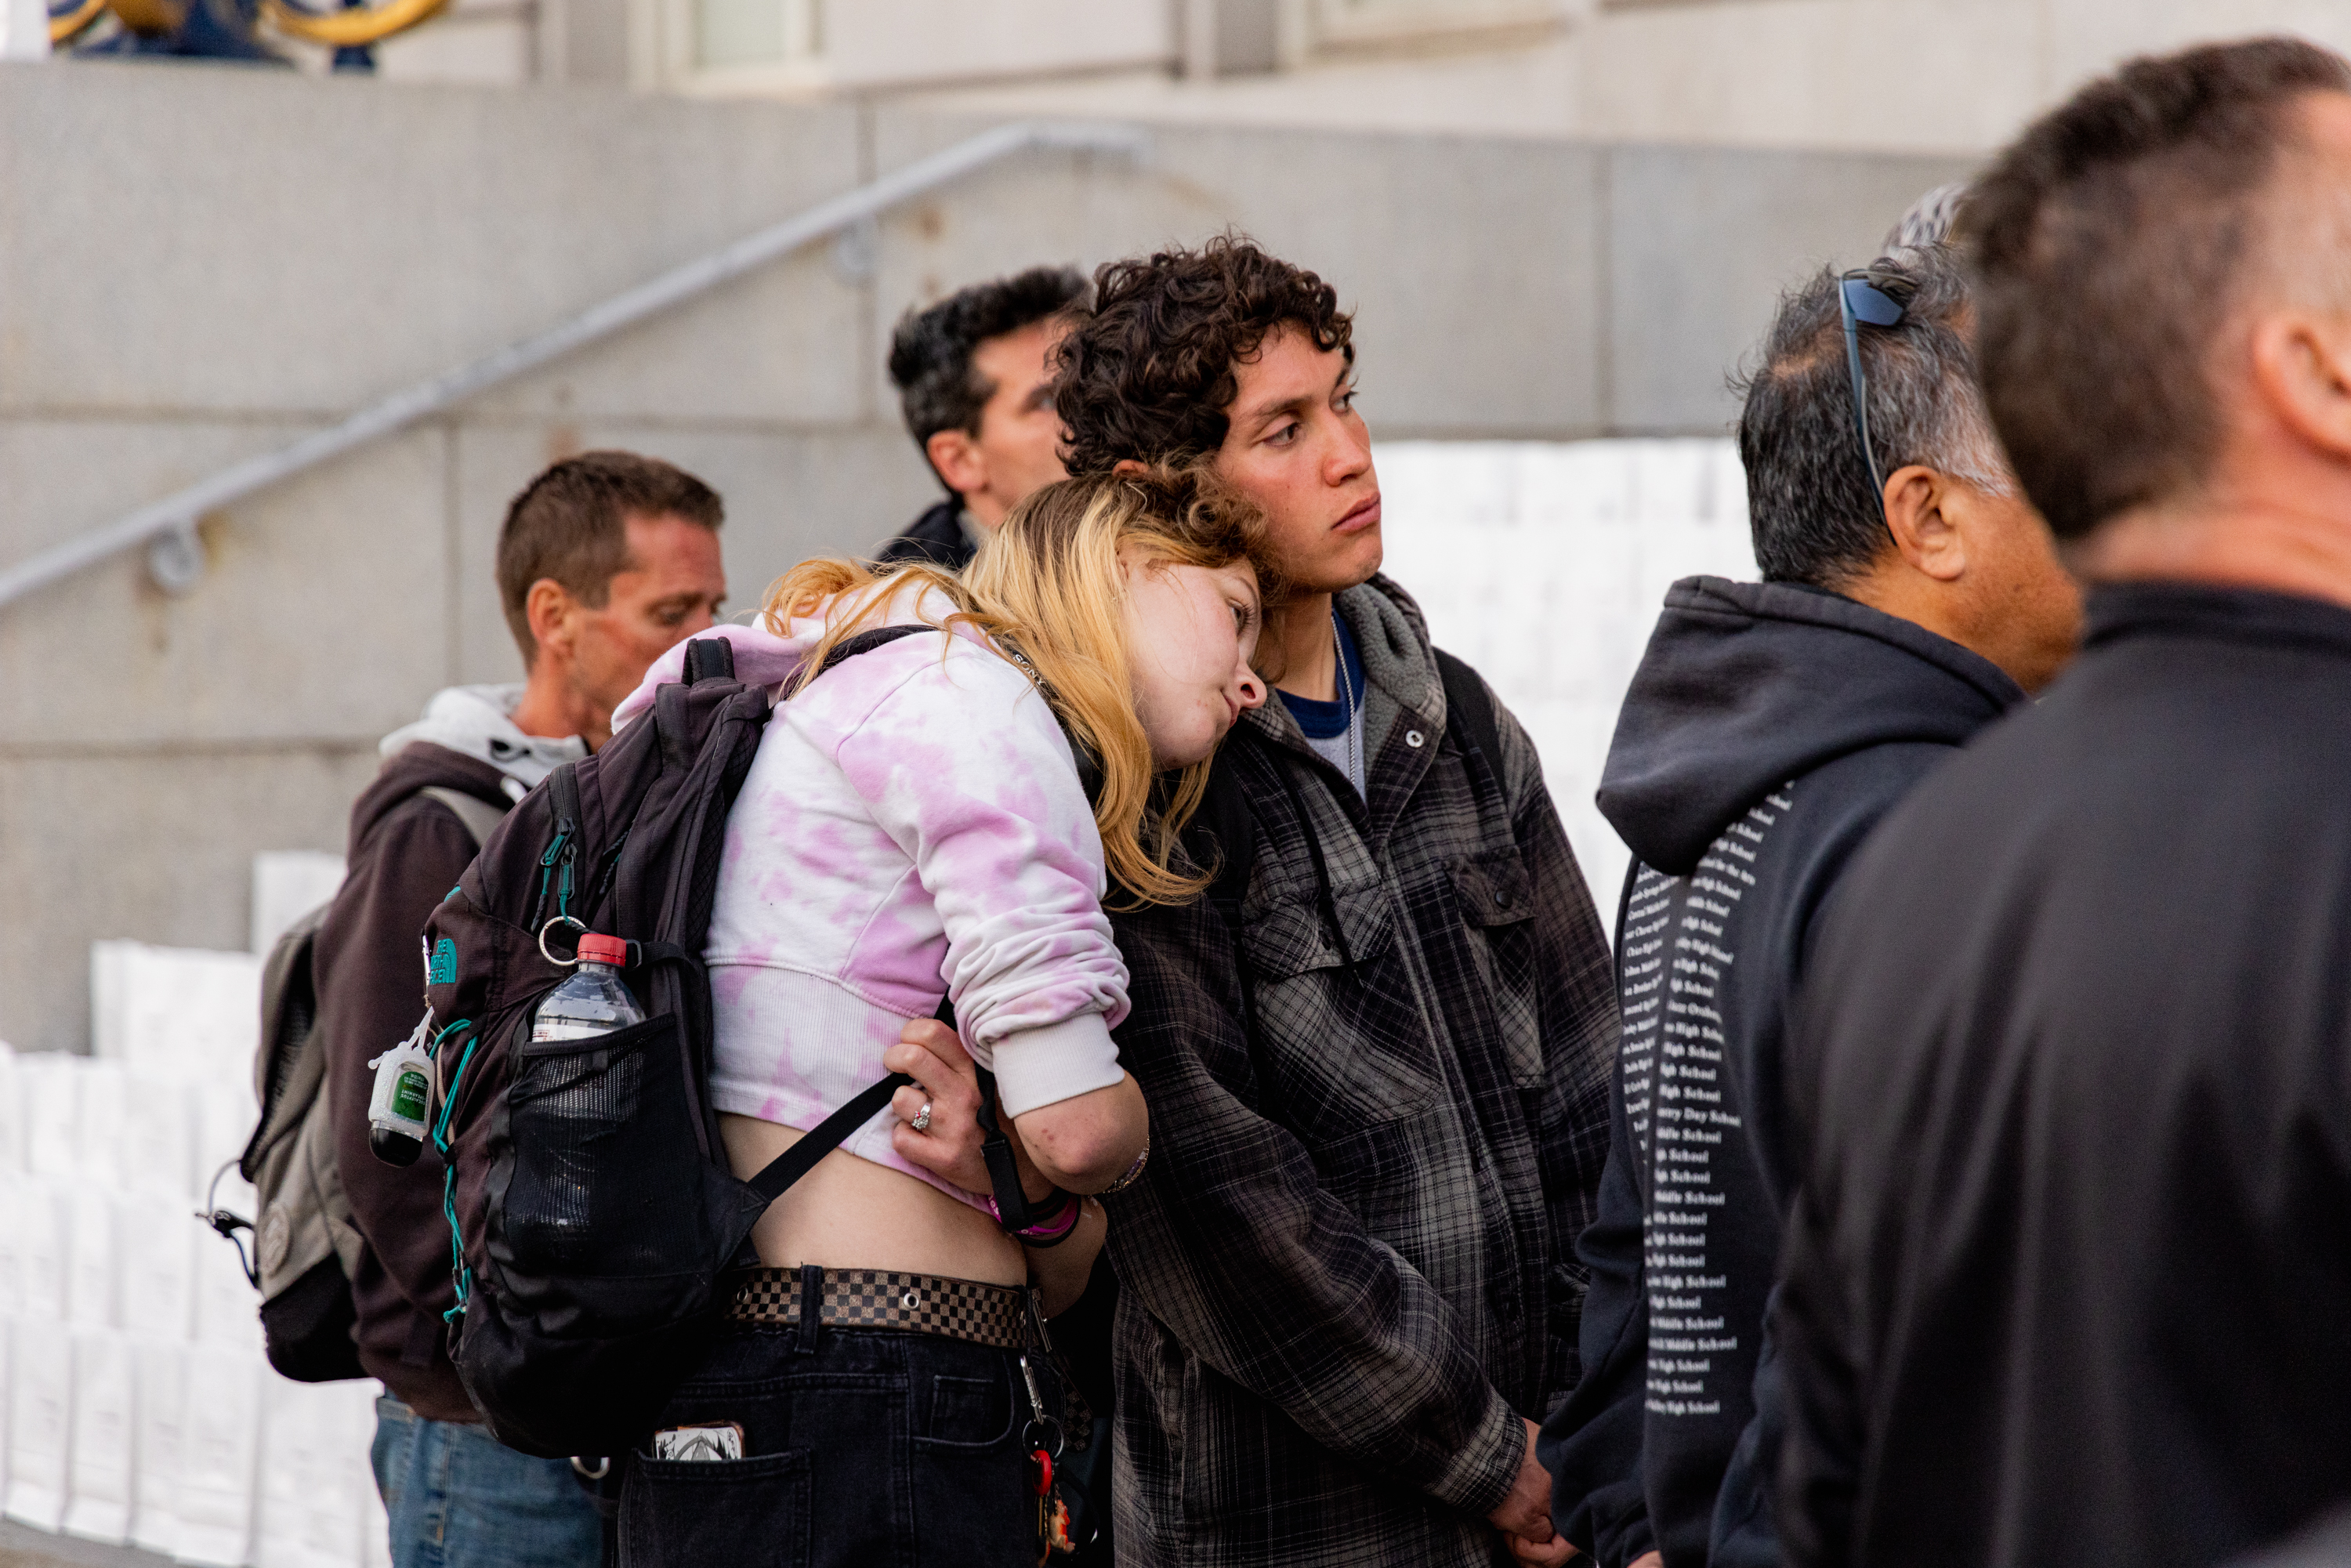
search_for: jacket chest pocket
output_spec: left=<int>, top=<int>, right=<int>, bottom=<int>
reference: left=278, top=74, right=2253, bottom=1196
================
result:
left=1237, top=892, right=1434, bottom=1131
left=1449, top=848, right=1546, bottom=1088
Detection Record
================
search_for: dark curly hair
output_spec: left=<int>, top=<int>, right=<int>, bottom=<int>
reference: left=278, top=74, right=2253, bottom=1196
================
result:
left=1054, top=234, right=1354, bottom=477
left=888, top=266, right=1089, bottom=490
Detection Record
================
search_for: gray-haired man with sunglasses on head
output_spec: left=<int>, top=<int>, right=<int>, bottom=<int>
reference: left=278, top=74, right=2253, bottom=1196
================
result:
left=1538, top=239, right=2080, bottom=1568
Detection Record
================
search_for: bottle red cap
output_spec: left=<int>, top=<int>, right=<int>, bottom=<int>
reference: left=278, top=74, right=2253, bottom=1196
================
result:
left=575, top=932, right=629, bottom=968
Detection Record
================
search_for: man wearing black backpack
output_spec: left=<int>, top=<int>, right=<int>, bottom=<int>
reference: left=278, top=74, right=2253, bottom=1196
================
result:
left=315, top=452, right=727, bottom=1568
left=1052, top=238, right=1621, bottom=1568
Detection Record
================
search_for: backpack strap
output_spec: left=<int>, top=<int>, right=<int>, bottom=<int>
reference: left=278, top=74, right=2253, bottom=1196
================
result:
left=684, top=636, right=735, bottom=684
left=240, top=900, right=336, bottom=1179
left=1433, top=648, right=1506, bottom=791
left=815, top=624, right=933, bottom=679
left=742, top=994, right=1070, bottom=1226
left=969, top=1065, right=1074, bottom=1231
left=419, top=785, right=509, bottom=849
left=1199, top=749, right=1257, bottom=916
left=741, top=991, right=986, bottom=1211
left=743, top=1070, right=916, bottom=1204
left=925, top=996, right=1070, bottom=1231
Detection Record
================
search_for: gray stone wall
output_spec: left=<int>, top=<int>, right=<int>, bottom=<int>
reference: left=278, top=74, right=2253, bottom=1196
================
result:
left=0, top=59, right=1965, bottom=1051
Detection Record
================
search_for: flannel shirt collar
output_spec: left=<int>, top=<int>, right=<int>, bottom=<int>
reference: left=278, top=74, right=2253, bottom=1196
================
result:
left=1242, top=574, right=1450, bottom=853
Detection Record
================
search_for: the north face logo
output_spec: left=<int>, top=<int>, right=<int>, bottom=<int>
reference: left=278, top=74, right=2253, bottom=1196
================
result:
left=429, top=936, right=458, bottom=985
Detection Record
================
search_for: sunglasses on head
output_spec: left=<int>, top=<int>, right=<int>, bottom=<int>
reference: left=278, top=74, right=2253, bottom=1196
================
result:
left=1838, top=270, right=1909, bottom=514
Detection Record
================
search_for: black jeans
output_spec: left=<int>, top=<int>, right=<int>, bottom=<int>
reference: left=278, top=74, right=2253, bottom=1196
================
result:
left=617, top=1317, right=1036, bottom=1567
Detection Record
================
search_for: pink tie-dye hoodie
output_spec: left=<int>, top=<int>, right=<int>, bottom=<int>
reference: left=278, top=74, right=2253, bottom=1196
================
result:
left=610, top=585, right=1128, bottom=1211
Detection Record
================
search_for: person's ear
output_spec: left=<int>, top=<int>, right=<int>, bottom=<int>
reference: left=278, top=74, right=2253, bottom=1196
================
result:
left=926, top=429, right=987, bottom=499
left=1111, top=458, right=1149, bottom=477
left=525, top=578, right=578, bottom=665
left=1882, top=465, right=1968, bottom=583
left=2249, top=310, right=2351, bottom=462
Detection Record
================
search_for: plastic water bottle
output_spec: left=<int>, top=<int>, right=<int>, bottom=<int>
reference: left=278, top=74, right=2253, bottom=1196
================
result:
left=533, top=932, right=643, bottom=1042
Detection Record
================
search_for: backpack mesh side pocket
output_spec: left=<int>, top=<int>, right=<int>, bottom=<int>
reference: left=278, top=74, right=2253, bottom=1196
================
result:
left=501, top=1013, right=708, bottom=1286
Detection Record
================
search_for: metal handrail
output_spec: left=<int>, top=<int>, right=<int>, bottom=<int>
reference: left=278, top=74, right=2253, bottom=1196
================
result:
left=0, top=118, right=1148, bottom=610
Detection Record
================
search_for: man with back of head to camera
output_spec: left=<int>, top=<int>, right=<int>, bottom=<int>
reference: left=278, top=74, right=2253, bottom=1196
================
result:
left=315, top=451, right=727, bottom=1568
left=877, top=265, right=1088, bottom=570
left=1775, top=36, right=2351, bottom=1568
left=1538, top=237, right=2080, bottom=1568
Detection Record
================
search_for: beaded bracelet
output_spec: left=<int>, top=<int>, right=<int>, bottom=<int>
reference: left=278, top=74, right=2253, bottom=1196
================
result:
left=1097, top=1143, right=1150, bottom=1196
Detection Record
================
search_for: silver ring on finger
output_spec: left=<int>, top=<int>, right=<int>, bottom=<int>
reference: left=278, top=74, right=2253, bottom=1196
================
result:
left=911, top=1100, right=933, bottom=1133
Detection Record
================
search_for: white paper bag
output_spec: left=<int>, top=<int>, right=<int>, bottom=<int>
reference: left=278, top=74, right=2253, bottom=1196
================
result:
left=4, top=1318, right=74, bottom=1532
left=176, top=1345, right=263, bottom=1567
left=100, top=941, right=263, bottom=1088
left=252, top=853, right=346, bottom=958
left=21, top=1052, right=80, bottom=1180
left=74, top=1057, right=130, bottom=1193
left=62, top=1328, right=135, bottom=1544
left=65, top=1183, right=118, bottom=1328
left=0, top=1048, right=22, bottom=1173
left=118, top=1193, right=197, bottom=1342
left=130, top=1338, right=190, bottom=1559
left=0, top=1321, right=12, bottom=1506
left=0, top=1175, right=69, bottom=1322
left=124, top=1073, right=199, bottom=1200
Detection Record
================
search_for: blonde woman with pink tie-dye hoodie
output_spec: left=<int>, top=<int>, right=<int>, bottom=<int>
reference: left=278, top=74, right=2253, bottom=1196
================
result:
left=610, top=466, right=1273, bottom=1568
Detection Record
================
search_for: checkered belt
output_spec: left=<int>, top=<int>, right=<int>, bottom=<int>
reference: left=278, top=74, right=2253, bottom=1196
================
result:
left=723, top=1266, right=1030, bottom=1350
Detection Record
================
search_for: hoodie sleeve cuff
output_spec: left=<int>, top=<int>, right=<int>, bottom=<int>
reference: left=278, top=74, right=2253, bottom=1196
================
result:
left=984, top=1011, right=1125, bottom=1118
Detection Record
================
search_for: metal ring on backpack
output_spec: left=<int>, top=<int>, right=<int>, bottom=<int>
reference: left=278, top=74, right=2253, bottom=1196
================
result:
left=538, top=914, right=587, bottom=968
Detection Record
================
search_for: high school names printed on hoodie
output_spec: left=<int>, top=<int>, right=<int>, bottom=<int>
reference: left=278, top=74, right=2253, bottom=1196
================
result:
left=1618, top=787, right=1791, bottom=1421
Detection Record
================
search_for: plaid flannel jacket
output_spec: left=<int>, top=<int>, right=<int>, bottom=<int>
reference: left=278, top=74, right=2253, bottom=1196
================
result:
left=1105, top=577, right=1621, bottom=1568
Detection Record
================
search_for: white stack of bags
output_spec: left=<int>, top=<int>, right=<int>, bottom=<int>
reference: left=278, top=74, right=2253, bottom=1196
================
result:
left=1379, top=437, right=1759, bottom=909
left=0, top=852, right=389, bottom=1567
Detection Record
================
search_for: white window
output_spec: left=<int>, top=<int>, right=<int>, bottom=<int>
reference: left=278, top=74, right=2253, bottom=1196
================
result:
left=642, top=0, right=1166, bottom=92
left=693, top=0, right=817, bottom=73
left=1311, top=0, right=1563, bottom=49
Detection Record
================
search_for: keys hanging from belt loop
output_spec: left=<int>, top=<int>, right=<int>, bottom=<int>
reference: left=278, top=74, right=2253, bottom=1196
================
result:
left=1016, top=1352, right=1065, bottom=1461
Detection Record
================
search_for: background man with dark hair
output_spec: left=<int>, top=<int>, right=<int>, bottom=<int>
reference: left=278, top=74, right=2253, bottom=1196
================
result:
left=1056, top=235, right=1621, bottom=1568
left=317, top=451, right=726, bottom=1568
left=1539, top=242, right=2078, bottom=1568
left=1775, top=37, right=2351, bottom=1568
left=878, top=265, right=1088, bottom=569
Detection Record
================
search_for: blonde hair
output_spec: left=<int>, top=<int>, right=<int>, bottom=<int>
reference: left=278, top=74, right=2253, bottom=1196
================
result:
left=761, top=465, right=1274, bottom=906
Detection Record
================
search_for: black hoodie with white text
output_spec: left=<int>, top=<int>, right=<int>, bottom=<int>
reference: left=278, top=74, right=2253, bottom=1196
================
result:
left=1538, top=575, right=2024, bottom=1567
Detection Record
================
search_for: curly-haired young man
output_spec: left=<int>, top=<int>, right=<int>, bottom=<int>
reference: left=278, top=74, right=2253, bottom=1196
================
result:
left=1055, top=236, right=1620, bottom=1568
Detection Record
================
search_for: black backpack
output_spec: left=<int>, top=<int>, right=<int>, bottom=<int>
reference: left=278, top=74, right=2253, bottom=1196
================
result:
left=418, top=628, right=1050, bottom=1459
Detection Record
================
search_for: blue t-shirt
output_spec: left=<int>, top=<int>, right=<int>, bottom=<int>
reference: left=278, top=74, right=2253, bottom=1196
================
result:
left=1279, top=611, right=1367, bottom=797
